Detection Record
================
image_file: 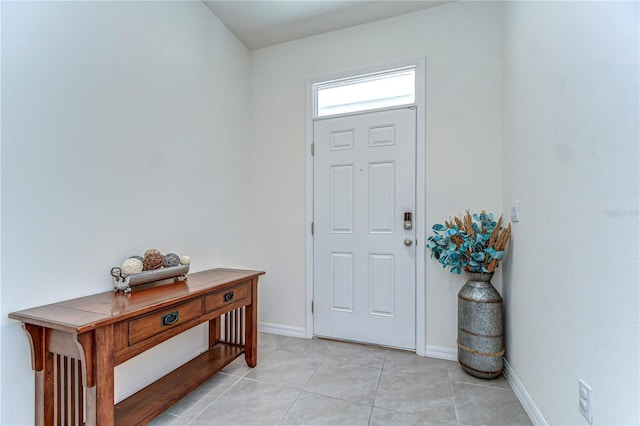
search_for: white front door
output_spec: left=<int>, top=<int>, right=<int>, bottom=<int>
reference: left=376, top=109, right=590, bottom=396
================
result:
left=313, top=107, right=416, bottom=350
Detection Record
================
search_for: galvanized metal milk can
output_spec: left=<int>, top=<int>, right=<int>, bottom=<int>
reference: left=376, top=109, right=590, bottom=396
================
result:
left=457, top=272, right=504, bottom=379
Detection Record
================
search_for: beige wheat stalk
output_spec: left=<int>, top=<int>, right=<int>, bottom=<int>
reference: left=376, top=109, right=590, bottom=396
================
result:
left=463, top=211, right=475, bottom=237
left=488, top=215, right=503, bottom=248
left=486, top=220, right=511, bottom=272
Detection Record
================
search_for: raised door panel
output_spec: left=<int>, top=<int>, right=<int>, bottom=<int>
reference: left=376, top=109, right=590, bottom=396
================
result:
left=330, top=164, right=354, bottom=233
left=369, top=161, right=395, bottom=234
left=330, top=252, right=354, bottom=312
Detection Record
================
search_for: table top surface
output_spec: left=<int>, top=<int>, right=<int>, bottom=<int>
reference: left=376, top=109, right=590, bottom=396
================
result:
left=8, top=268, right=265, bottom=333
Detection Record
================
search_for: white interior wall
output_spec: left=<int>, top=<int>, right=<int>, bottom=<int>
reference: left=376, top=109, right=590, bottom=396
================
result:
left=0, top=2, right=3, bottom=420
left=3, top=1, right=637, bottom=425
left=0, top=2, right=251, bottom=424
left=502, top=2, right=639, bottom=424
left=249, top=1, right=504, bottom=352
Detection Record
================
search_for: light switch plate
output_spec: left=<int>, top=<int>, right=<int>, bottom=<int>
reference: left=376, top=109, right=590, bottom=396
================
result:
left=511, top=201, right=520, bottom=222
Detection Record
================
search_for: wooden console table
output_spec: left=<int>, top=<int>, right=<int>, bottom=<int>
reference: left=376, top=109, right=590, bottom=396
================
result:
left=9, top=268, right=264, bottom=426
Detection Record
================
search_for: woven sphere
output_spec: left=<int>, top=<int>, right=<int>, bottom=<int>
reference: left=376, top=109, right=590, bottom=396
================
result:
left=143, top=252, right=163, bottom=270
left=121, top=258, right=143, bottom=275
left=180, top=255, right=191, bottom=265
left=163, top=253, right=180, bottom=267
left=129, top=255, right=144, bottom=262
left=144, top=248, right=161, bottom=258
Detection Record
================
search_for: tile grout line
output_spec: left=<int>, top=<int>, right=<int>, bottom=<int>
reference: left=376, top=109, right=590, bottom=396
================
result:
left=274, top=388, right=304, bottom=426
left=367, top=351, right=387, bottom=425
left=240, top=353, right=325, bottom=391
left=279, top=347, right=376, bottom=426
left=299, top=351, right=327, bottom=389
left=447, top=361, right=462, bottom=425
left=301, top=388, right=377, bottom=408
left=185, top=374, right=244, bottom=425
left=252, top=340, right=330, bottom=425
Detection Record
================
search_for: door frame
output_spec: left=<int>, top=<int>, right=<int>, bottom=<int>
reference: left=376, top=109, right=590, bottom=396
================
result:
left=305, top=58, right=427, bottom=356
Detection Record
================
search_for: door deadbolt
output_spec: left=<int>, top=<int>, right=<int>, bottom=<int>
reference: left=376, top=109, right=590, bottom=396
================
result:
left=404, top=212, right=413, bottom=230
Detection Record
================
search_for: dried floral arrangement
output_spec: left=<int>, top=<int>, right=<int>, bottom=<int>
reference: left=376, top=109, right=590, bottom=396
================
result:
left=427, top=210, right=511, bottom=274
left=111, top=249, right=191, bottom=293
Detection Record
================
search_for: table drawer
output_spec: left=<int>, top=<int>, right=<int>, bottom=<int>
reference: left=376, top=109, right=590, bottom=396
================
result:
left=129, top=299, right=202, bottom=345
left=205, top=281, right=250, bottom=315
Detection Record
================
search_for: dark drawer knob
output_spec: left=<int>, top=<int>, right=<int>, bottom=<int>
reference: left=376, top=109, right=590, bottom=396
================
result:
left=224, top=291, right=234, bottom=302
left=161, top=311, right=179, bottom=327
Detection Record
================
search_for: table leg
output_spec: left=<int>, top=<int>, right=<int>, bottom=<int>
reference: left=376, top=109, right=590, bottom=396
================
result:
left=244, top=278, right=258, bottom=367
left=90, top=325, right=114, bottom=426
left=42, top=351, right=55, bottom=426
left=209, top=317, right=221, bottom=348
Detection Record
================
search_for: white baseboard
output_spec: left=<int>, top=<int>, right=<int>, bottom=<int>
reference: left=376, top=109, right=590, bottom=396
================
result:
left=258, top=321, right=307, bottom=338
left=504, top=359, right=547, bottom=426
left=425, top=345, right=458, bottom=361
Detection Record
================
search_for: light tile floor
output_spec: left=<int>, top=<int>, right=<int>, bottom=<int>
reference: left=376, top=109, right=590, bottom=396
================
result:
left=148, top=333, right=532, bottom=426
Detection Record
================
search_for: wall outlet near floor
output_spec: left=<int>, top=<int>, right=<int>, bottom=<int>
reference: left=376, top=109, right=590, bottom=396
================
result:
left=578, top=379, right=593, bottom=424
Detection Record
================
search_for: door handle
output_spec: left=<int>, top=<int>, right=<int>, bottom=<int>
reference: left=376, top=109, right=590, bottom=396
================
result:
left=404, top=238, right=413, bottom=246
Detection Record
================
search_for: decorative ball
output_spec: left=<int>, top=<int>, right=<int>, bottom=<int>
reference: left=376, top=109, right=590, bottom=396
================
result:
left=121, top=258, right=143, bottom=275
left=129, top=255, right=144, bottom=262
left=144, top=248, right=161, bottom=258
left=180, top=255, right=191, bottom=265
left=163, top=253, right=180, bottom=267
left=143, top=252, right=163, bottom=270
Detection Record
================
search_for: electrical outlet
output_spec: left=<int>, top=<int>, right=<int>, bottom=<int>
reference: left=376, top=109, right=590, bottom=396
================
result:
left=579, top=379, right=593, bottom=424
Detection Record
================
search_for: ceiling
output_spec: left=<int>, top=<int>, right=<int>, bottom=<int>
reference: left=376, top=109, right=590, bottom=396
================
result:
left=203, top=1, right=450, bottom=50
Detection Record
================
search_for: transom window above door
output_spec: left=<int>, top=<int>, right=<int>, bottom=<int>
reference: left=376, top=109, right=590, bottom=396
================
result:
left=313, top=67, right=416, bottom=118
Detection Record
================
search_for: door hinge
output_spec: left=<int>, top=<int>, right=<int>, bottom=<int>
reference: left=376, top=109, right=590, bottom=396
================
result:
left=311, top=222, right=314, bottom=235
left=311, top=143, right=315, bottom=156
left=311, top=300, right=314, bottom=314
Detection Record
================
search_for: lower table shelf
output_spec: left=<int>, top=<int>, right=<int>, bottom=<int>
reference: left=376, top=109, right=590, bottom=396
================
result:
left=115, top=343, right=245, bottom=425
